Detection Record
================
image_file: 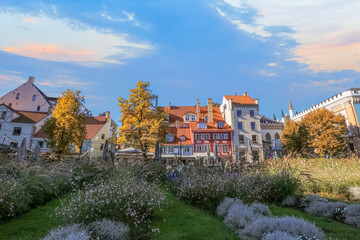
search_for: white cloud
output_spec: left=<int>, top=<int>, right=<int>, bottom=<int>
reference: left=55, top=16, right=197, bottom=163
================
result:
left=101, top=10, right=140, bottom=26
left=0, top=74, right=25, bottom=84
left=259, top=70, right=276, bottom=77
left=0, top=10, right=152, bottom=64
left=216, top=1, right=360, bottom=72
left=268, top=62, right=277, bottom=67
left=292, top=78, right=351, bottom=89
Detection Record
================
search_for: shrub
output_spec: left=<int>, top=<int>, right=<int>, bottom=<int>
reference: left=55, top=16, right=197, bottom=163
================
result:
left=281, top=196, right=297, bottom=207
left=241, top=216, right=325, bottom=240
left=344, top=204, right=360, bottom=228
left=217, top=198, right=244, bottom=218
left=349, top=186, right=360, bottom=200
left=251, top=203, right=271, bottom=216
left=263, top=231, right=300, bottom=240
left=305, top=201, right=347, bottom=220
left=42, top=224, right=90, bottom=240
left=56, top=169, right=166, bottom=227
left=224, top=204, right=259, bottom=230
left=299, top=194, right=327, bottom=208
left=88, top=219, right=129, bottom=240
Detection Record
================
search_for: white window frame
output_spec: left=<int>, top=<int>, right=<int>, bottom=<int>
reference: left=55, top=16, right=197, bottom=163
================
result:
left=185, top=115, right=190, bottom=121
left=204, top=134, right=210, bottom=140
left=195, top=134, right=202, bottom=140
left=191, top=115, right=196, bottom=121
left=221, top=133, right=228, bottom=139
left=169, top=147, right=174, bottom=153
left=196, top=145, right=202, bottom=152
left=213, top=133, right=220, bottom=139
left=222, top=145, right=229, bottom=153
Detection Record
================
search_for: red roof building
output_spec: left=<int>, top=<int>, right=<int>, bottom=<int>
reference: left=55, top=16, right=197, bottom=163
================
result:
left=162, top=98, right=233, bottom=158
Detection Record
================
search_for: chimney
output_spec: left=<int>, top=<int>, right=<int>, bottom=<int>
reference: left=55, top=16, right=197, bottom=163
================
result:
left=175, top=120, right=180, bottom=128
left=196, top=99, right=200, bottom=121
left=169, top=102, right=171, bottom=110
left=234, top=92, right=237, bottom=96
left=105, top=111, right=110, bottom=122
left=254, top=98, right=259, bottom=105
left=28, top=76, right=35, bottom=84
left=243, top=92, right=248, bottom=97
left=207, top=98, right=213, bottom=123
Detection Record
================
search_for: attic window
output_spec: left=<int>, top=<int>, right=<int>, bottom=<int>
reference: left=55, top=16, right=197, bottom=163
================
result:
left=16, top=93, right=20, bottom=99
left=185, top=115, right=190, bottom=121
left=217, top=122, right=225, bottom=128
left=37, top=105, right=41, bottom=111
left=198, top=122, right=207, bottom=129
left=191, top=115, right=196, bottom=121
left=166, top=134, right=174, bottom=142
left=32, top=95, right=36, bottom=101
left=180, top=135, right=186, bottom=141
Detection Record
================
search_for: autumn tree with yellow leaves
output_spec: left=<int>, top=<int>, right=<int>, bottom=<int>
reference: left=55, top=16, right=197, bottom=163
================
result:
left=43, top=89, right=87, bottom=155
left=281, top=108, right=348, bottom=156
left=118, top=81, right=165, bottom=159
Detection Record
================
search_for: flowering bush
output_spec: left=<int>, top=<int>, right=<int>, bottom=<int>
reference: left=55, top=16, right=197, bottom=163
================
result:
left=216, top=197, right=244, bottom=218
left=241, top=216, right=325, bottom=240
left=281, top=196, right=297, bottom=207
left=42, top=224, right=90, bottom=240
left=344, top=204, right=360, bottom=228
left=251, top=203, right=271, bottom=216
left=56, top=169, right=166, bottom=227
left=299, top=194, right=327, bottom=209
left=224, top=204, right=260, bottom=230
left=305, top=201, right=347, bottom=220
left=263, top=231, right=300, bottom=240
left=349, top=186, right=360, bottom=200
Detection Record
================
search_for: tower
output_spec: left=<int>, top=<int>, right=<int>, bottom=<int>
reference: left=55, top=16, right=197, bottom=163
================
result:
left=289, top=100, right=294, bottom=118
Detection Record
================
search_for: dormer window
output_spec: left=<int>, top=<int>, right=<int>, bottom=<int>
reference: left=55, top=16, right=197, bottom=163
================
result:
left=191, top=115, right=196, bottom=121
left=32, top=95, right=36, bottom=101
left=217, top=121, right=225, bottom=128
left=204, top=115, right=208, bottom=121
left=180, top=135, right=186, bottom=141
left=16, top=93, right=20, bottom=99
left=198, top=122, right=207, bottom=129
left=185, top=115, right=190, bottom=121
left=166, top=134, right=174, bottom=142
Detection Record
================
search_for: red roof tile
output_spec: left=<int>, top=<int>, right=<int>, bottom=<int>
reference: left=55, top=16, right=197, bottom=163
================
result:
left=224, top=95, right=257, bottom=105
left=163, top=125, right=192, bottom=146
left=12, top=111, right=49, bottom=123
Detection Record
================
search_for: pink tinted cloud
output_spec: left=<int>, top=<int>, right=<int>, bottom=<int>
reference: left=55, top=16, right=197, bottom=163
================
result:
left=3, top=42, right=93, bottom=62
left=23, top=17, right=36, bottom=23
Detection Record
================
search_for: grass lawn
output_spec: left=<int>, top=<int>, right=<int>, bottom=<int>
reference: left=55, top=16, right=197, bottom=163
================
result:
left=150, top=187, right=239, bottom=240
left=270, top=205, right=360, bottom=240
left=0, top=196, right=67, bottom=240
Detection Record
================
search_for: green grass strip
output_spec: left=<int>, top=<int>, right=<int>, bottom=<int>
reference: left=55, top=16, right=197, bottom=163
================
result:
left=151, top=187, right=239, bottom=240
left=270, top=205, right=360, bottom=240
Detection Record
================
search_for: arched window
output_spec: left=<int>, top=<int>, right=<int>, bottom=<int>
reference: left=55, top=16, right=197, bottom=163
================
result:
left=16, top=93, right=20, bottom=99
left=37, top=105, right=41, bottom=111
left=32, top=95, right=36, bottom=101
left=275, top=133, right=280, bottom=139
left=180, top=135, right=186, bottom=141
left=265, top=132, right=271, bottom=142
left=166, top=134, right=174, bottom=142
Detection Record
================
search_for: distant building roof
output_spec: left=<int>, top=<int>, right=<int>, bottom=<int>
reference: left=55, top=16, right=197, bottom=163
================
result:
left=224, top=95, right=257, bottom=105
left=12, top=111, right=49, bottom=123
left=164, top=125, right=192, bottom=145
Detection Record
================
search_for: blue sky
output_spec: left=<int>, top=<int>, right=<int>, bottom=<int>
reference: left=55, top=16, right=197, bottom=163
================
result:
left=1, top=0, right=359, bottom=123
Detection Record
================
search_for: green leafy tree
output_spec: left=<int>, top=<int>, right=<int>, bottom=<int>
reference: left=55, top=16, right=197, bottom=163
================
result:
left=117, top=81, right=165, bottom=159
left=43, top=89, right=87, bottom=155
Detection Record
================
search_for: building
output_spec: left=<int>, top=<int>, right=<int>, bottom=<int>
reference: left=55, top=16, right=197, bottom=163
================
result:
left=289, top=88, right=360, bottom=152
left=220, top=92, right=264, bottom=162
left=162, top=98, right=233, bottom=159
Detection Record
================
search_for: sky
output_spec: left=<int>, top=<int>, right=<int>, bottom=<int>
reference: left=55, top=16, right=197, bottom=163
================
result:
left=0, top=0, right=359, bottom=123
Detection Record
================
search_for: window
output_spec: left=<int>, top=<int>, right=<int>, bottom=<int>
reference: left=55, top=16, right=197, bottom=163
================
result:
left=32, top=95, right=36, bottom=101
left=213, top=133, right=220, bottom=139
left=204, top=134, right=210, bottom=140
left=180, top=135, right=186, bottom=141
left=101, top=134, right=105, bottom=139
left=169, top=147, right=174, bottom=153
left=222, top=145, right=229, bottom=153
left=195, top=134, right=202, bottom=140
left=191, top=115, right=196, bottom=121
left=204, top=115, right=208, bottom=121
left=184, top=147, right=190, bottom=153
left=249, top=110, right=254, bottom=117
left=198, top=123, right=207, bottom=129
left=1, top=112, right=6, bottom=119
left=13, top=127, right=22, bottom=136
left=16, top=93, right=20, bottom=99
left=0, top=123, right=2, bottom=130
left=237, top=110, right=242, bottom=116
left=239, top=135, right=245, bottom=144
left=217, top=122, right=225, bottom=128
left=251, top=122, right=256, bottom=130
left=252, top=135, right=257, bottom=143
left=275, top=133, right=280, bottom=139
left=166, top=134, right=174, bottom=142
left=265, top=133, right=271, bottom=142
left=237, top=122, right=243, bottom=130
left=8, top=103, right=12, bottom=108
left=222, top=133, right=228, bottom=139
left=38, top=141, right=44, bottom=148
left=185, top=115, right=190, bottom=121
left=37, top=105, right=41, bottom=111
left=10, top=141, right=18, bottom=147
left=100, top=144, right=104, bottom=150
left=196, top=145, right=202, bottom=152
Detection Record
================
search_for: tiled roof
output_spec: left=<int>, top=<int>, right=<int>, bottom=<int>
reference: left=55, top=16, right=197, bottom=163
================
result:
left=224, top=95, right=257, bottom=105
left=33, top=116, right=108, bottom=140
left=164, top=125, right=192, bottom=146
left=12, top=111, right=49, bottom=123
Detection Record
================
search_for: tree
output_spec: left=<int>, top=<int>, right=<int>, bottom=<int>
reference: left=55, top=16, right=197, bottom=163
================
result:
left=117, top=81, right=165, bottom=159
left=43, top=89, right=87, bottom=155
left=302, top=108, right=348, bottom=156
left=281, top=120, right=310, bottom=154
